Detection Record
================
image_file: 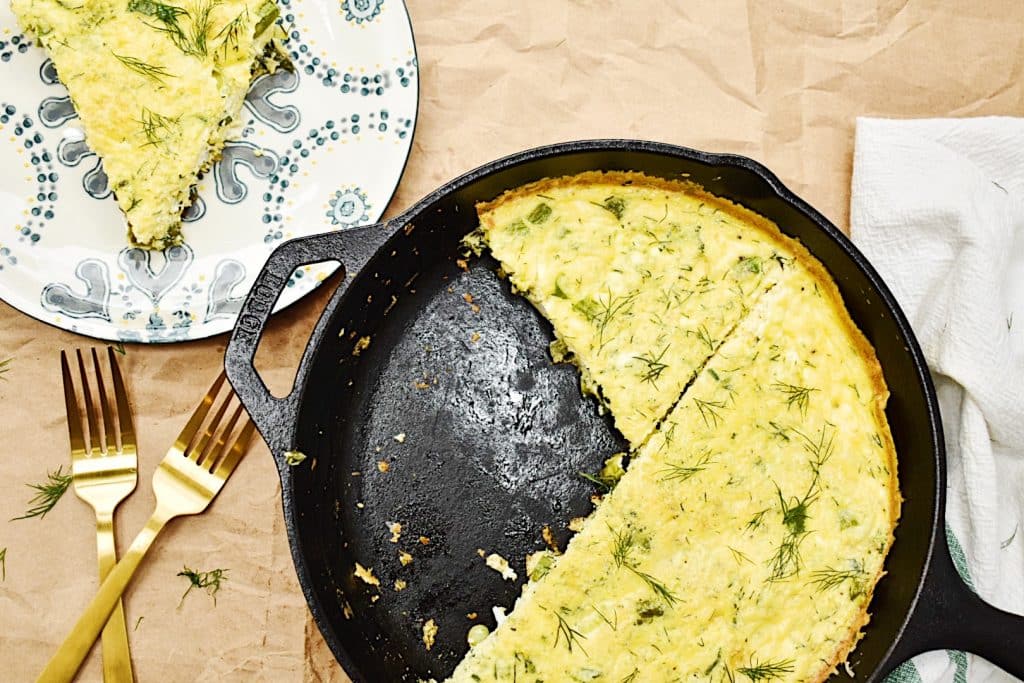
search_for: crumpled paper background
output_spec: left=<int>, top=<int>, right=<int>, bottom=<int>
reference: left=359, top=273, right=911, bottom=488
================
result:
left=2, top=1, right=1023, bottom=680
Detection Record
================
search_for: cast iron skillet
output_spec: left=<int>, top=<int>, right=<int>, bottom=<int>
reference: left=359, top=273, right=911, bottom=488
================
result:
left=224, top=140, right=1024, bottom=682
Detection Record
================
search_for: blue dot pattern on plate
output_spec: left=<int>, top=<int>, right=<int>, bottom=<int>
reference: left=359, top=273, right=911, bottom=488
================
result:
left=260, top=112, right=409, bottom=245
left=279, top=0, right=416, bottom=95
left=341, top=0, right=383, bottom=24
left=1, top=102, right=57, bottom=250
left=0, top=33, right=30, bottom=63
left=327, top=187, right=371, bottom=228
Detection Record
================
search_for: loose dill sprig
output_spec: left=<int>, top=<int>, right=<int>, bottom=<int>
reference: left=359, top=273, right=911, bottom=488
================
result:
left=552, top=611, right=587, bottom=655
left=792, top=422, right=837, bottom=476
left=610, top=526, right=636, bottom=568
left=608, top=525, right=677, bottom=605
left=136, top=107, right=181, bottom=148
left=574, top=289, right=636, bottom=351
left=0, top=357, right=11, bottom=380
left=690, top=324, right=718, bottom=351
left=766, top=421, right=790, bottom=441
left=1001, top=523, right=1019, bottom=550
left=660, top=284, right=694, bottom=314
left=578, top=470, right=615, bottom=493
left=658, top=449, right=715, bottom=483
left=809, top=563, right=867, bottom=594
left=185, top=0, right=216, bottom=56
left=130, top=0, right=219, bottom=57
left=745, top=509, right=768, bottom=532
left=693, top=397, right=727, bottom=428
left=0, top=547, right=6, bottom=581
left=627, top=567, right=678, bottom=606
left=772, top=382, right=817, bottom=417
left=592, top=604, right=617, bottom=631
left=12, top=466, right=72, bottom=520
left=767, top=480, right=818, bottom=581
left=634, top=345, right=670, bottom=387
left=770, top=252, right=793, bottom=270
left=728, top=546, right=753, bottom=565
left=589, top=195, right=626, bottom=220
left=128, top=0, right=188, bottom=46
left=704, top=650, right=723, bottom=676
left=177, top=565, right=228, bottom=605
left=620, top=670, right=639, bottom=683
left=112, top=52, right=174, bottom=82
left=737, top=657, right=795, bottom=682
left=215, top=8, right=249, bottom=55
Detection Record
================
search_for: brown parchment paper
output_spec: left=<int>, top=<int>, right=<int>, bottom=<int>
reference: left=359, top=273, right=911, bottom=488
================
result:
left=2, top=1, right=1023, bottom=680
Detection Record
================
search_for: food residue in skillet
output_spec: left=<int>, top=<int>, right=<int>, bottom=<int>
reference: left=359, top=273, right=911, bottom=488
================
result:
left=353, top=563, right=379, bottom=588
left=422, top=619, right=438, bottom=650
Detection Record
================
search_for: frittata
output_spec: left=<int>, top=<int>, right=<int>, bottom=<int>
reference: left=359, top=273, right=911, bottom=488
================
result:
left=473, top=173, right=795, bottom=446
left=451, top=172, right=899, bottom=683
left=11, top=0, right=285, bottom=248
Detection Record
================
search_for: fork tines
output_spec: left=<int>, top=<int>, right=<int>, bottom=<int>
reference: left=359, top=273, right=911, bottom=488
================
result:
left=176, top=372, right=254, bottom=474
left=60, top=347, right=132, bottom=456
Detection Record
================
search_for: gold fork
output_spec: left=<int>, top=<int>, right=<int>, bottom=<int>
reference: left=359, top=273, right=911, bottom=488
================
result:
left=62, top=348, right=137, bottom=683
left=38, top=372, right=256, bottom=683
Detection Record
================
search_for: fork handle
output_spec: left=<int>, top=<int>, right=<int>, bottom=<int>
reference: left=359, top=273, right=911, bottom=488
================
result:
left=37, top=508, right=173, bottom=683
left=96, top=513, right=135, bottom=683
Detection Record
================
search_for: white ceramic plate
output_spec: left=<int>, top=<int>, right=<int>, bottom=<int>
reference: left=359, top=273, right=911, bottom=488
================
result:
left=0, top=0, right=417, bottom=343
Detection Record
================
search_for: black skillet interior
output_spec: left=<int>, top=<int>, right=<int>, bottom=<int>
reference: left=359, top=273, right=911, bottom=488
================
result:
left=225, top=141, right=1024, bottom=682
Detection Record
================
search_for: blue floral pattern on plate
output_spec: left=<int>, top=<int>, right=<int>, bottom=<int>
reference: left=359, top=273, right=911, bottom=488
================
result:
left=0, top=0, right=418, bottom=343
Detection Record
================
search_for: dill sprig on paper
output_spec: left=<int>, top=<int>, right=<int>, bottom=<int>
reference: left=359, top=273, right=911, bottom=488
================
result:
left=177, top=565, right=228, bottom=605
left=0, top=547, right=6, bottom=581
left=0, top=357, right=11, bottom=380
left=12, top=466, right=72, bottom=520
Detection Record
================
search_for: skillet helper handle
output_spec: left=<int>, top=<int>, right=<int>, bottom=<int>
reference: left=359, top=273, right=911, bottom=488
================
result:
left=884, top=533, right=1024, bottom=680
left=225, top=223, right=393, bottom=461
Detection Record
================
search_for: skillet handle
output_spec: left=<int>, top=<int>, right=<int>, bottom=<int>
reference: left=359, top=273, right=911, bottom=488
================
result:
left=880, top=529, right=1024, bottom=680
left=225, top=223, right=395, bottom=465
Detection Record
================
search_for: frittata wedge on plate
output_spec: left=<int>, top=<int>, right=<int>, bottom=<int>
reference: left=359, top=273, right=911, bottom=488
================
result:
left=11, top=0, right=286, bottom=248
left=452, top=172, right=900, bottom=683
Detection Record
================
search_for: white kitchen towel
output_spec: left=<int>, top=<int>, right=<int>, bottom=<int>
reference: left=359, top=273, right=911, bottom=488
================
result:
left=850, top=116, right=1024, bottom=683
